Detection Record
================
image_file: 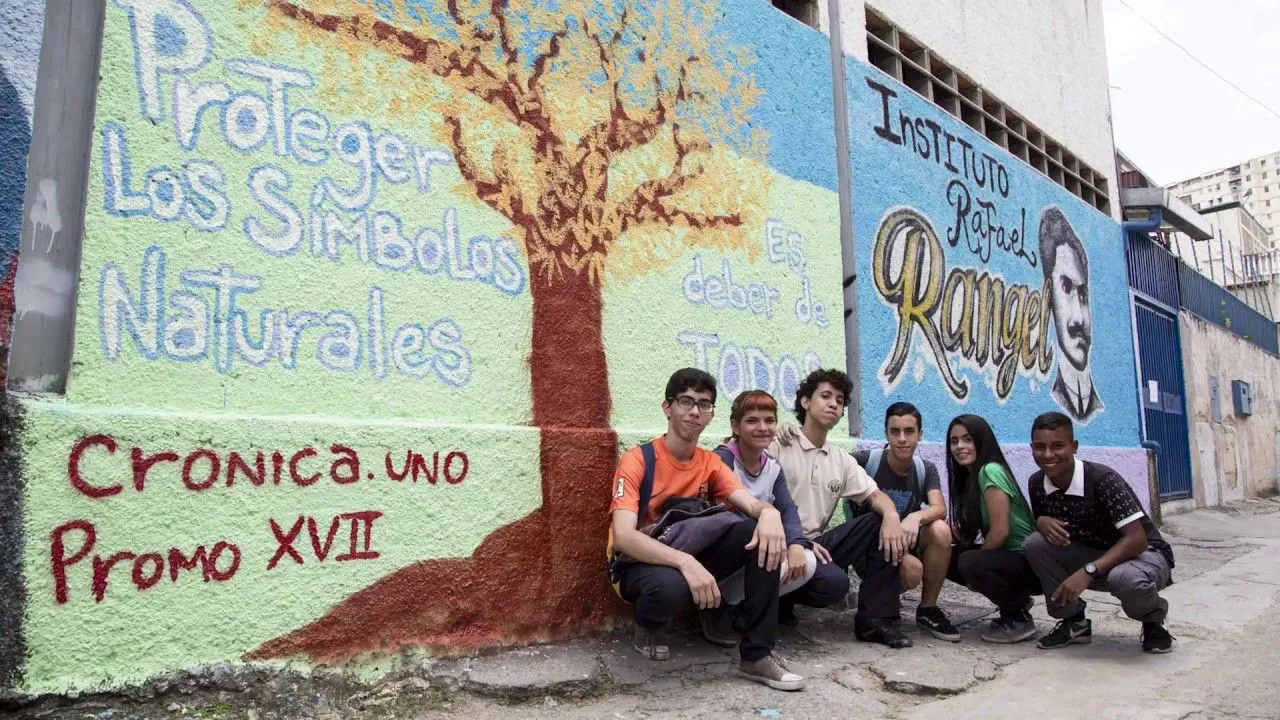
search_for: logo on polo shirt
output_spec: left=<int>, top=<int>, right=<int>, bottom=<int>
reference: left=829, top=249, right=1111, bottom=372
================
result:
left=828, top=478, right=842, bottom=494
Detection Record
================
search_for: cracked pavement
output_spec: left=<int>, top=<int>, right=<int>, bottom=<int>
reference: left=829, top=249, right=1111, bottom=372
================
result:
left=13, top=498, right=1280, bottom=720
left=416, top=498, right=1280, bottom=720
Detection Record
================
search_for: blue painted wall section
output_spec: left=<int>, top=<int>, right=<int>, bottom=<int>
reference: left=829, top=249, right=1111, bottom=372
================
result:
left=848, top=57, right=1141, bottom=450
left=0, top=0, right=41, bottom=286
left=0, top=0, right=43, bottom=692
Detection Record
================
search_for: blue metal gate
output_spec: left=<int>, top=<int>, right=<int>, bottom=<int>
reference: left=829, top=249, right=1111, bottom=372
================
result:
left=1133, top=299, right=1193, bottom=499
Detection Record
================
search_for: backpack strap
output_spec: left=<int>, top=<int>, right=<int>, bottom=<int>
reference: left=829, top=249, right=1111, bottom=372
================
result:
left=845, top=447, right=884, bottom=522
left=637, top=442, right=657, bottom=525
left=713, top=446, right=736, bottom=469
left=866, top=447, right=883, bottom=478
left=914, top=456, right=927, bottom=497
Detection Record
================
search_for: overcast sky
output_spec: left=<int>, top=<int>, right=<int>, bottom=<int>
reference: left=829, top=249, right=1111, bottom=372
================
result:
left=1103, top=0, right=1280, bottom=185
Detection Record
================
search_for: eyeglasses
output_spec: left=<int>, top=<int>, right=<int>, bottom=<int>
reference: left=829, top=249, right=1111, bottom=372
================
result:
left=671, top=395, right=715, bottom=413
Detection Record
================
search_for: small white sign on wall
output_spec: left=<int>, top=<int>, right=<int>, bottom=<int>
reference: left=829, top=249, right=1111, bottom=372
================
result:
left=1148, top=380, right=1160, bottom=404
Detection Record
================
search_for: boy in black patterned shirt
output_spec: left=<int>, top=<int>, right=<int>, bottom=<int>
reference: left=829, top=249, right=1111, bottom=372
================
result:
left=1024, top=412, right=1176, bottom=653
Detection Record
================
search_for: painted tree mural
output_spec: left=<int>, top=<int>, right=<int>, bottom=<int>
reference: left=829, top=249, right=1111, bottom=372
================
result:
left=250, top=0, right=769, bottom=661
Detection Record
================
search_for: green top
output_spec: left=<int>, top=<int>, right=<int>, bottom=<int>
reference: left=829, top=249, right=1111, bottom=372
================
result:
left=977, top=463, right=1034, bottom=551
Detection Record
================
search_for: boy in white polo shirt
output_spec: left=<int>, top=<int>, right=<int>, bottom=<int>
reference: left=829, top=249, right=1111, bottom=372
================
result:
left=770, top=369, right=911, bottom=648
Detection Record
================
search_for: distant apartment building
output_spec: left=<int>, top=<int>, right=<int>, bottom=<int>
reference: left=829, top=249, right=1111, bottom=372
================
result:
left=1171, top=202, right=1271, bottom=286
left=1165, top=149, right=1280, bottom=246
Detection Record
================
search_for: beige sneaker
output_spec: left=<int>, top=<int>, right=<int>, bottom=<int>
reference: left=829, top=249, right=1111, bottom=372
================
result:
left=633, top=623, right=670, bottom=661
left=737, top=653, right=806, bottom=691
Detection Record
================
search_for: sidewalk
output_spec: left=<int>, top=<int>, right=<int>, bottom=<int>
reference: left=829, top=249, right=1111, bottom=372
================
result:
left=14, top=498, right=1280, bottom=720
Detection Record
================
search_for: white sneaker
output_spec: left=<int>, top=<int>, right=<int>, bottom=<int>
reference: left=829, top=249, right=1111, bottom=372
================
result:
left=737, top=653, right=806, bottom=691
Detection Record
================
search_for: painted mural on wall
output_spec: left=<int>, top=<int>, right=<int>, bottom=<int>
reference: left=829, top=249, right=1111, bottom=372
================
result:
left=849, top=65, right=1140, bottom=447
left=0, top=0, right=43, bottom=693
left=8, top=0, right=842, bottom=694
left=0, top=0, right=42, bottom=388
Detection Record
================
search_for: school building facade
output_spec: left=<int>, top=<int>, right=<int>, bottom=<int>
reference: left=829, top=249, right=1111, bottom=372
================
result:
left=0, top=0, right=1261, bottom=699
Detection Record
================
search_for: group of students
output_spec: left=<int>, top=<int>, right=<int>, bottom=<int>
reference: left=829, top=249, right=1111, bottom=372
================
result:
left=607, top=367, right=1177, bottom=692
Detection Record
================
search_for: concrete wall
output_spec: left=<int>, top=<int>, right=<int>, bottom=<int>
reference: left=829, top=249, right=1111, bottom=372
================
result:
left=1, top=0, right=1144, bottom=698
left=845, top=0, right=1120, bottom=216
left=1181, top=310, right=1280, bottom=507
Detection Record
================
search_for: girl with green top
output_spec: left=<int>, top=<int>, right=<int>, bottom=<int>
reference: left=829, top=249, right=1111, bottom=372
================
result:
left=946, top=414, right=1042, bottom=644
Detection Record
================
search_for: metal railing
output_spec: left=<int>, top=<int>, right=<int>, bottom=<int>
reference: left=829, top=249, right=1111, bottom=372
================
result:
left=1127, top=232, right=1280, bottom=355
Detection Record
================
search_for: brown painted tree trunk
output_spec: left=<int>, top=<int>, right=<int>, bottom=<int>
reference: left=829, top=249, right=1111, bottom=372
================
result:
left=248, top=254, right=623, bottom=663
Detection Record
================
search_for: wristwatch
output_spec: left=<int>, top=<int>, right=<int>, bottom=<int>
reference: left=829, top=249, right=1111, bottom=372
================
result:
left=1084, top=562, right=1099, bottom=578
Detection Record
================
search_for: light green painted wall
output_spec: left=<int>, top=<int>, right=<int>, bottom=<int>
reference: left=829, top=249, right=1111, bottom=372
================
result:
left=20, top=401, right=541, bottom=694
left=10, top=0, right=844, bottom=695
left=606, top=172, right=847, bottom=439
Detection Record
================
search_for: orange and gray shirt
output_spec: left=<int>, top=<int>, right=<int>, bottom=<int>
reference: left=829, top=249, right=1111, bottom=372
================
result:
left=610, top=435, right=743, bottom=527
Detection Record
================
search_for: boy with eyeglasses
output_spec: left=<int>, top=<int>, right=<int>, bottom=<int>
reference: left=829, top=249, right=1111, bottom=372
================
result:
left=608, top=368, right=806, bottom=691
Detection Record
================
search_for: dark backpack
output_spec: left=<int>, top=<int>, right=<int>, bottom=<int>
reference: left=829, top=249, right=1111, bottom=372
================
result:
left=607, top=442, right=729, bottom=591
left=843, top=447, right=927, bottom=521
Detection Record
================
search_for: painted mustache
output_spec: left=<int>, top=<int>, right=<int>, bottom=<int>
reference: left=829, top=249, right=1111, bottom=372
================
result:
left=1066, top=322, right=1090, bottom=344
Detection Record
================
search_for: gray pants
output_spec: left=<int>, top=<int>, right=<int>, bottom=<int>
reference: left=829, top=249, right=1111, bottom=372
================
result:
left=1023, top=531, right=1171, bottom=623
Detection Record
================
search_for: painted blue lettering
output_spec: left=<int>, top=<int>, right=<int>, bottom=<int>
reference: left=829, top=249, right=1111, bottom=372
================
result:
left=181, top=160, right=230, bottom=231
left=319, top=211, right=370, bottom=263
left=225, top=59, right=311, bottom=157
left=492, top=237, right=526, bottom=296
left=116, top=0, right=213, bottom=123
left=275, top=310, right=320, bottom=369
left=367, top=286, right=387, bottom=380
left=102, top=123, right=149, bottom=217
left=223, top=92, right=271, bottom=152
left=289, top=109, right=330, bottom=165
left=172, top=77, right=229, bottom=151
left=231, top=308, right=278, bottom=366
left=321, top=122, right=375, bottom=211
left=427, top=318, right=471, bottom=386
left=371, top=211, right=413, bottom=271
left=244, top=165, right=303, bottom=256
left=180, top=264, right=263, bottom=373
left=317, top=311, right=361, bottom=373
left=163, top=291, right=208, bottom=361
left=99, top=247, right=164, bottom=361
left=391, top=322, right=431, bottom=379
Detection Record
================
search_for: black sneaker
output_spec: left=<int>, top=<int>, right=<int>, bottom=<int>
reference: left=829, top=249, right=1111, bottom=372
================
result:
left=1141, top=622, right=1173, bottom=653
left=916, top=605, right=961, bottom=642
left=700, top=607, right=739, bottom=648
left=856, top=619, right=913, bottom=649
left=1036, top=617, right=1092, bottom=649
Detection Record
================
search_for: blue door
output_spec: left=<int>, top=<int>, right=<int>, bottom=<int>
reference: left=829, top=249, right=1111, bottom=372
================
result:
left=1133, top=300, right=1193, bottom=499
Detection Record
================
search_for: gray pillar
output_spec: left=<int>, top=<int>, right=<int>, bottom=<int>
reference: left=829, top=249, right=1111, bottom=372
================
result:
left=6, top=0, right=106, bottom=394
left=827, top=0, right=863, bottom=436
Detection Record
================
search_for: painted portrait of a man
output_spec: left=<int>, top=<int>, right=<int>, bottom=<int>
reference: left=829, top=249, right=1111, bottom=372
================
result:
left=1040, top=206, right=1103, bottom=423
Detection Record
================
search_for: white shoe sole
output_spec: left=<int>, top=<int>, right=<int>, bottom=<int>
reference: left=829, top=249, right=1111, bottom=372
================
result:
left=737, top=669, right=806, bottom=691
left=633, top=642, right=670, bottom=661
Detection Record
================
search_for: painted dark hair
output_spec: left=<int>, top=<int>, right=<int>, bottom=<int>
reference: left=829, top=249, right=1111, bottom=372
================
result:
left=665, top=367, right=716, bottom=404
left=884, top=401, right=922, bottom=432
left=945, top=414, right=1021, bottom=543
left=1039, top=206, right=1088, bottom=282
left=793, top=368, right=852, bottom=424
